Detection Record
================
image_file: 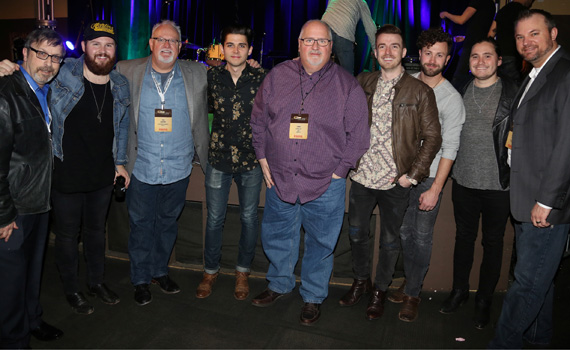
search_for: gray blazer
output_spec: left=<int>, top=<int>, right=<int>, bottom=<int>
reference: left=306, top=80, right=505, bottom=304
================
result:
left=116, top=56, right=209, bottom=175
left=510, top=47, right=570, bottom=224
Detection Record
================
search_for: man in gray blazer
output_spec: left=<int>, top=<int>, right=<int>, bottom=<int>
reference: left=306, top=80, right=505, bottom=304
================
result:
left=490, top=9, right=570, bottom=348
left=116, top=20, right=209, bottom=306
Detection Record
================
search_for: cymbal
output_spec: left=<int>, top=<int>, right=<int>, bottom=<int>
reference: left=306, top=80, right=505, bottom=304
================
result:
left=182, top=42, right=202, bottom=50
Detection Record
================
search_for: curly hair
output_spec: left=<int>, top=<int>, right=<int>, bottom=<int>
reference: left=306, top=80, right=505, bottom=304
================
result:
left=416, top=27, right=452, bottom=55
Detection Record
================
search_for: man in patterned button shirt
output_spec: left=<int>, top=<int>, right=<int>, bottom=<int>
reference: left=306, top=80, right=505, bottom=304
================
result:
left=339, top=24, right=441, bottom=321
left=195, top=24, right=266, bottom=301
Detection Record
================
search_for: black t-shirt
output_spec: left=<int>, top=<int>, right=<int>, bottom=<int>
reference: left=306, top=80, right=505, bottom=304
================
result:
left=495, top=2, right=526, bottom=57
left=464, top=0, right=496, bottom=47
left=53, top=78, right=115, bottom=193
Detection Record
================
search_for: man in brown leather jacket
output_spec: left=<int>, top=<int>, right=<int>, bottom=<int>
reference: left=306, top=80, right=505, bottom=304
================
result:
left=339, top=24, right=441, bottom=322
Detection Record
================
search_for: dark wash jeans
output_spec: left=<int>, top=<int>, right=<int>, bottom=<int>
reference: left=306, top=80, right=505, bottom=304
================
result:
left=52, top=185, right=113, bottom=294
left=489, top=222, right=569, bottom=348
left=126, top=174, right=189, bottom=286
left=348, top=180, right=410, bottom=291
left=400, top=177, right=443, bottom=297
left=451, top=181, right=510, bottom=300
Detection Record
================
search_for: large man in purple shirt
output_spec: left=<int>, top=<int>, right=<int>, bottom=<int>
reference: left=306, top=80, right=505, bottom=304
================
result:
left=249, top=19, right=370, bottom=326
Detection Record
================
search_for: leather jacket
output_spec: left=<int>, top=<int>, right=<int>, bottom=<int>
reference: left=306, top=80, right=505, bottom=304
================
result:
left=0, top=71, right=52, bottom=227
left=50, top=55, right=130, bottom=164
left=356, top=71, right=441, bottom=183
left=460, top=76, right=519, bottom=189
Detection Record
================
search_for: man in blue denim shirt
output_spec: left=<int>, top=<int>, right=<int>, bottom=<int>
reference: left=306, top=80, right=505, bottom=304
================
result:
left=117, top=20, right=209, bottom=306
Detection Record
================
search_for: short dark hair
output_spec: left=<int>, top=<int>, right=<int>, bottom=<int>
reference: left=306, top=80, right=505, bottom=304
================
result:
left=24, top=28, right=65, bottom=56
left=470, top=37, right=501, bottom=57
left=221, top=24, right=254, bottom=47
left=516, top=9, right=556, bottom=32
left=375, top=24, right=405, bottom=48
left=416, top=27, right=453, bottom=55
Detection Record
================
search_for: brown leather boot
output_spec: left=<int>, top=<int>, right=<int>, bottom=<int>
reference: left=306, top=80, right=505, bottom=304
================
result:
left=196, top=272, right=218, bottom=299
left=388, top=279, right=406, bottom=303
left=339, top=278, right=372, bottom=307
left=366, top=288, right=386, bottom=320
left=399, top=295, right=421, bottom=322
left=234, top=271, right=250, bottom=300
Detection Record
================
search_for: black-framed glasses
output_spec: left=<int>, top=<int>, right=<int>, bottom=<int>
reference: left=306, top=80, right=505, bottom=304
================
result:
left=28, top=46, right=64, bottom=64
left=151, top=37, right=181, bottom=45
left=300, top=38, right=331, bottom=47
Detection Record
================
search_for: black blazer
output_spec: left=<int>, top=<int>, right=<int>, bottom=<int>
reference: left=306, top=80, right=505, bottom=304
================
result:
left=510, top=47, right=570, bottom=224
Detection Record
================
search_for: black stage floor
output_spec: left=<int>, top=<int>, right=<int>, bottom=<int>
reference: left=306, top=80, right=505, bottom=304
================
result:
left=31, top=244, right=570, bottom=349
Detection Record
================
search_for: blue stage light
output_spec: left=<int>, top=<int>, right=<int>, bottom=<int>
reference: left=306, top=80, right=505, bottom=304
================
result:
left=66, top=41, right=75, bottom=51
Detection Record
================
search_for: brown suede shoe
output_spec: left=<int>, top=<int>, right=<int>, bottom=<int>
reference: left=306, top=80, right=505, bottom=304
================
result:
left=366, top=288, right=386, bottom=320
left=339, top=278, right=372, bottom=307
left=388, top=279, right=406, bottom=304
left=196, top=272, right=218, bottom=299
left=399, top=295, right=421, bottom=322
left=234, top=271, right=250, bottom=300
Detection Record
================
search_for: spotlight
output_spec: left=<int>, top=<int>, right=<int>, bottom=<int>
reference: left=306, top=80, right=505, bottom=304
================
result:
left=65, top=41, right=75, bottom=51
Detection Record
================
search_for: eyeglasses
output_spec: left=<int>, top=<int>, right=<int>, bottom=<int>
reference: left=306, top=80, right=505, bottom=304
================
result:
left=28, top=46, right=64, bottom=64
left=151, top=37, right=181, bottom=45
left=300, top=38, right=331, bottom=47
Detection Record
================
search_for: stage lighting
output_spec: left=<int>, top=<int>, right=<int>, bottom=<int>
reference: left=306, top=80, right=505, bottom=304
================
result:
left=66, top=41, right=75, bottom=51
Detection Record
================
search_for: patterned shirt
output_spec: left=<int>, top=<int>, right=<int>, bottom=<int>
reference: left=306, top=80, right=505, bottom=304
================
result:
left=208, top=64, right=266, bottom=173
left=351, top=71, right=404, bottom=190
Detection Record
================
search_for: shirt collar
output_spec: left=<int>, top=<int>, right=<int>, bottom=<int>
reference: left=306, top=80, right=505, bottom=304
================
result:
left=529, top=45, right=561, bottom=80
left=297, top=59, right=333, bottom=76
left=19, top=63, right=50, bottom=95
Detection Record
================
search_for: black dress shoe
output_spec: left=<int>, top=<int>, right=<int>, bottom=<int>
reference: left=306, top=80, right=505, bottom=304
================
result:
left=30, top=321, right=63, bottom=341
left=299, top=303, right=321, bottom=326
left=66, top=292, right=94, bottom=315
left=339, top=278, right=372, bottom=307
left=366, top=288, right=386, bottom=320
left=474, top=297, right=491, bottom=330
left=440, top=288, right=469, bottom=314
left=87, top=283, right=120, bottom=305
left=134, top=284, right=152, bottom=306
left=151, top=275, right=180, bottom=294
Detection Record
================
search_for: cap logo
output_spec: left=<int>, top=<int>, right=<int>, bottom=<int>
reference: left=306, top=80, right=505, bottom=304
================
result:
left=91, top=23, right=114, bottom=35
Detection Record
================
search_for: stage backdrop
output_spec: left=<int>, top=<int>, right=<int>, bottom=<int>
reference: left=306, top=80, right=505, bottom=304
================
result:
left=68, top=0, right=443, bottom=73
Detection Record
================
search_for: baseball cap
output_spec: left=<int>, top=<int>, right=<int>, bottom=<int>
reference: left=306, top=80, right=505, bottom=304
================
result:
left=84, top=21, right=116, bottom=41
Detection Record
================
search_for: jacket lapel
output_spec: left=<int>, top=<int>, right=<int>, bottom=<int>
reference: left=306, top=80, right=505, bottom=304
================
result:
left=131, top=58, right=149, bottom=128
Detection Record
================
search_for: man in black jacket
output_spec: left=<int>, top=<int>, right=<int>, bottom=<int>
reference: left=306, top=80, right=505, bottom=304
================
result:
left=0, top=28, right=65, bottom=348
left=439, top=38, right=519, bottom=330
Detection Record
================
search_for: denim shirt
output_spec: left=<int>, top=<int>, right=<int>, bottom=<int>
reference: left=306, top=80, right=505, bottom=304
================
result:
left=50, top=55, right=130, bottom=165
left=132, top=61, right=193, bottom=185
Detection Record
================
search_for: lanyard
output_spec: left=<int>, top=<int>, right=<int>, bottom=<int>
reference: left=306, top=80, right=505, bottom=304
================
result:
left=297, top=63, right=330, bottom=114
left=151, top=69, right=175, bottom=110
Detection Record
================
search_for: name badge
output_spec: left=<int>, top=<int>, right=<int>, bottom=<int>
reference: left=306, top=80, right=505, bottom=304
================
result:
left=289, top=113, right=309, bottom=139
left=505, top=131, right=512, bottom=149
left=155, top=109, right=172, bottom=132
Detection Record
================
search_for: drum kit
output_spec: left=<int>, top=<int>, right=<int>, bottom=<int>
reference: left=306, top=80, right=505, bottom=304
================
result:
left=182, top=40, right=225, bottom=69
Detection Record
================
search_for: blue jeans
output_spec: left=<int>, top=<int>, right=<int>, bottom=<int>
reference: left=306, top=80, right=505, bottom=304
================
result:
left=331, top=30, right=355, bottom=75
left=348, top=181, right=410, bottom=290
left=489, top=222, right=569, bottom=348
left=204, top=164, right=262, bottom=274
left=261, top=178, right=346, bottom=304
left=400, top=178, right=442, bottom=297
left=126, top=174, right=189, bottom=286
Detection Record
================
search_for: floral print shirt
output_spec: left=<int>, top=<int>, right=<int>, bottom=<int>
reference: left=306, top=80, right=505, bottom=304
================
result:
left=207, top=64, right=266, bottom=173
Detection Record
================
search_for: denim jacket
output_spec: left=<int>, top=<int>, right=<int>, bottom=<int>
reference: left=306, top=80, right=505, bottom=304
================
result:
left=50, top=55, right=130, bottom=165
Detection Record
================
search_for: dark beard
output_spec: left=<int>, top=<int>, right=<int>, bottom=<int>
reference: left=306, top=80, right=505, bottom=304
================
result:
left=84, top=53, right=115, bottom=75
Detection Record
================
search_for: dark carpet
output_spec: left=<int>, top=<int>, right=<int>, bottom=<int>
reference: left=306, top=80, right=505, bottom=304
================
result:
left=31, top=244, right=570, bottom=349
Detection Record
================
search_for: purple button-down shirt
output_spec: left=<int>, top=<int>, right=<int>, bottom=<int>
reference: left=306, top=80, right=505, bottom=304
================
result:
left=251, top=60, right=370, bottom=204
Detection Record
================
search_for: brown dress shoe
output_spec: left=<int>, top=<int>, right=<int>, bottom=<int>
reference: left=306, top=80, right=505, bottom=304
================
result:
left=388, top=279, right=406, bottom=304
left=339, top=278, right=372, bottom=307
left=399, top=295, right=421, bottom=322
left=196, top=272, right=218, bottom=299
left=251, top=288, right=286, bottom=307
left=299, top=303, right=320, bottom=326
left=234, top=271, right=250, bottom=300
left=366, top=288, right=386, bottom=320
